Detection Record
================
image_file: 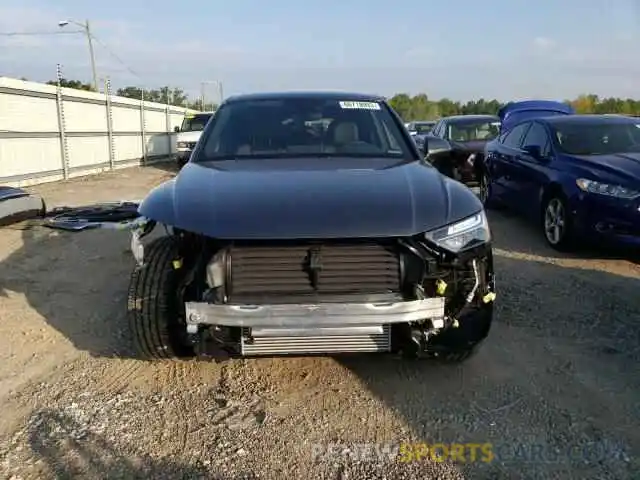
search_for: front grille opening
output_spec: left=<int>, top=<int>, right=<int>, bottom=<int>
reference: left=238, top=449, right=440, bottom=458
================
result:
left=227, top=240, right=401, bottom=304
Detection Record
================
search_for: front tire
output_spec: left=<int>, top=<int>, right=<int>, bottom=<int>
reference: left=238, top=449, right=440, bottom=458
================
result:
left=542, top=194, right=574, bottom=251
left=127, top=236, right=194, bottom=360
left=479, top=171, right=492, bottom=207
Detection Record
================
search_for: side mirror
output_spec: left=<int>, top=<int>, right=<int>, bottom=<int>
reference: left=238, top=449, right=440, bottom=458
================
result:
left=174, top=126, right=180, bottom=133
left=424, top=137, right=453, bottom=159
left=522, top=144, right=544, bottom=160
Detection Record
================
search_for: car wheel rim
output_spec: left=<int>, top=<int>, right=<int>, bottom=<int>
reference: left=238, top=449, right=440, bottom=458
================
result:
left=480, top=175, right=490, bottom=203
left=544, top=198, right=565, bottom=244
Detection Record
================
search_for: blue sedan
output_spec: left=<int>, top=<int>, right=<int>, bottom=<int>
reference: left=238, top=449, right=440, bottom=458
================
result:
left=483, top=114, right=640, bottom=250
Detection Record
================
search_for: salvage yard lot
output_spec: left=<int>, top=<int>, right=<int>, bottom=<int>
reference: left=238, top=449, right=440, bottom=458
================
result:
left=0, top=163, right=639, bottom=479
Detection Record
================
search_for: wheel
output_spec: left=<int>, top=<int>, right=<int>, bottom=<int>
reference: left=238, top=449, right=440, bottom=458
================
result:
left=479, top=171, right=492, bottom=206
left=127, top=236, right=195, bottom=360
left=478, top=170, right=504, bottom=210
left=542, top=194, right=573, bottom=251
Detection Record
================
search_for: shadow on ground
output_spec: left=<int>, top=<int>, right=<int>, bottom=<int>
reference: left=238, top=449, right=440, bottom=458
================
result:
left=341, top=252, right=640, bottom=478
left=24, top=408, right=252, bottom=479
left=0, top=223, right=139, bottom=358
left=1, top=179, right=640, bottom=478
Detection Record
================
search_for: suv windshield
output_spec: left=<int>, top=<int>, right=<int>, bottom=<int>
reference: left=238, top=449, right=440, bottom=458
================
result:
left=551, top=121, right=640, bottom=155
left=448, top=120, right=501, bottom=142
left=197, top=97, right=413, bottom=161
left=180, top=113, right=214, bottom=132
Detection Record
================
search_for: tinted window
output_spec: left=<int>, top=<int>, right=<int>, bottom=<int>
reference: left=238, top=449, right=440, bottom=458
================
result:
left=521, top=122, right=550, bottom=156
left=550, top=120, right=640, bottom=155
left=437, top=121, right=448, bottom=138
left=413, top=122, right=435, bottom=133
left=180, top=113, right=213, bottom=132
left=198, top=98, right=414, bottom=161
left=502, top=123, right=531, bottom=148
left=447, top=120, right=501, bottom=142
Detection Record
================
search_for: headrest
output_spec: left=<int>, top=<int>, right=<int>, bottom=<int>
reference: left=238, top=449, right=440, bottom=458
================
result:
left=333, top=122, right=359, bottom=144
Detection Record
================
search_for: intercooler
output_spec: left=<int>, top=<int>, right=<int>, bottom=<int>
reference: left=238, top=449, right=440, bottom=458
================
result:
left=240, top=325, right=392, bottom=355
left=227, top=240, right=400, bottom=355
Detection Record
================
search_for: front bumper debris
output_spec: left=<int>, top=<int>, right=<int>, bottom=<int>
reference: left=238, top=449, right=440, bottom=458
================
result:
left=185, top=297, right=446, bottom=328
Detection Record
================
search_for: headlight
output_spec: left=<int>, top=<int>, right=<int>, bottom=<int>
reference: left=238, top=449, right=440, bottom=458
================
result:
left=177, top=141, right=188, bottom=148
left=424, top=211, right=491, bottom=253
left=576, top=179, right=639, bottom=199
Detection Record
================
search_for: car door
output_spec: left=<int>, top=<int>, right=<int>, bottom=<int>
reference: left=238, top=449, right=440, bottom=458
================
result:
left=510, top=121, right=553, bottom=217
left=488, top=122, right=531, bottom=202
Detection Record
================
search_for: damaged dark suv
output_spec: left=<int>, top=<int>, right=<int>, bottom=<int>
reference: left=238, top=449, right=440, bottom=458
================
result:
left=128, top=92, right=496, bottom=363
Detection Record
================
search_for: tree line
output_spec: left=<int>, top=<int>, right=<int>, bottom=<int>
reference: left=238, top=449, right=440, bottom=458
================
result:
left=34, top=77, right=640, bottom=117
left=43, top=78, right=217, bottom=110
left=389, top=93, right=640, bottom=120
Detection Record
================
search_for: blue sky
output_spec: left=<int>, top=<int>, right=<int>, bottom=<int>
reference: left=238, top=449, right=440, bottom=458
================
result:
left=0, top=0, right=638, bottom=102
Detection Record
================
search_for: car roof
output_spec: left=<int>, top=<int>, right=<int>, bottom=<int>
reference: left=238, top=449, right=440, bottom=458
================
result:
left=224, top=91, right=386, bottom=104
left=441, top=114, right=500, bottom=122
left=541, top=114, right=640, bottom=126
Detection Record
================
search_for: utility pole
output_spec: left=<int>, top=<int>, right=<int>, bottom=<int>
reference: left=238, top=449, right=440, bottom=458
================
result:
left=201, top=80, right=224, bottom=110
left=218, top=81, right=224, bottom=107
left=58, top=19, right=98, bottom=93
left=85, top=20, right=98, bottom=93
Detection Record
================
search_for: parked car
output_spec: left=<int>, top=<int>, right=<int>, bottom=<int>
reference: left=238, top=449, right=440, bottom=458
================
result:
left=173, top=111, right=215, bottom=167
left=483, top=105, right=640, bottom=250
left=417, top=115, right=501, bottom=195
left=406, top=120, right=436, bottom=136
left=129, top=91, right=496, bottom=363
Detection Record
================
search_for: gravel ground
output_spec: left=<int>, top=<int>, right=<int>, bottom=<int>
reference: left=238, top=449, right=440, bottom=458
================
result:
left=0, top=163, right=639, bottom=479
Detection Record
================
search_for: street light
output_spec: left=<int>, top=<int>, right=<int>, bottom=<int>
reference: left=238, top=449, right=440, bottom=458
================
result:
left=58, top=19, right=98, bottom=93
left=201, top=80, right=224, bottom=111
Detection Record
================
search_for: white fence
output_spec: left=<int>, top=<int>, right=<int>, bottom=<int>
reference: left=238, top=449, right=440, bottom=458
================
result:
left=0, top=76, right=198, bottom=187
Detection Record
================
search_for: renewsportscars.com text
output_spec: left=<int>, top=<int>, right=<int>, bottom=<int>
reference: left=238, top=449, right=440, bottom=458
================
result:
left=310, top=441, right=630, bottom=464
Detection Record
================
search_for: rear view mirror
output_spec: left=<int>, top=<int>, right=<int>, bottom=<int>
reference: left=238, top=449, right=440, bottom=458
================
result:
left=174, top=126, right=180, bottom=133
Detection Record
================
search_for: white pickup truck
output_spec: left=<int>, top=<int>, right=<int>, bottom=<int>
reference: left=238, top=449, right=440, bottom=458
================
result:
left=173, top=111, right=215, bottom=167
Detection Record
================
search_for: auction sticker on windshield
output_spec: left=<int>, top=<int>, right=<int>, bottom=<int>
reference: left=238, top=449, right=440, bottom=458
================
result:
left=339, top=101, right=381, bottom=110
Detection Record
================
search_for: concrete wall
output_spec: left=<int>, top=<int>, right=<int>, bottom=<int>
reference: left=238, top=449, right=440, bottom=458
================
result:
left=0, top=77, right=198, bottom=187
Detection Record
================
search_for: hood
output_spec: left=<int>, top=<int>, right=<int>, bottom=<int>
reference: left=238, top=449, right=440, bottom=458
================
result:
left=175, top=131, right=203, bottom=142
left=569, top=152, right=640, bottom=185
left=498, top=100, right=575, bottom=133
left=139, top=159, right=482, bottom=239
